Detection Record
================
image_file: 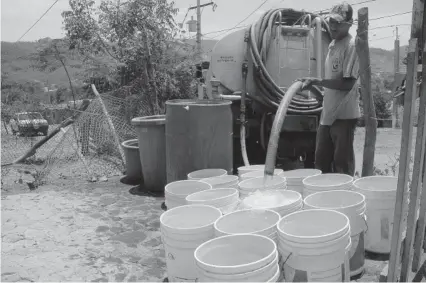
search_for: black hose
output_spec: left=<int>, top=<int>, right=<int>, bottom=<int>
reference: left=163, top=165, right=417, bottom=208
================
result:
left=248, top=8, right=331, bottom=114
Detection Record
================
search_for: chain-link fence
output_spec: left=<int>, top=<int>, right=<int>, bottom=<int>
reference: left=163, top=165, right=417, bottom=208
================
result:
left=1, top=92, right=151, bottom=189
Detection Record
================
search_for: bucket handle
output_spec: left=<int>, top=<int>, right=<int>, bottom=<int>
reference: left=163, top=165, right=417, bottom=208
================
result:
left=281, top=252, right=293, bottom=267
left=363, top=214, right=369, bottom=233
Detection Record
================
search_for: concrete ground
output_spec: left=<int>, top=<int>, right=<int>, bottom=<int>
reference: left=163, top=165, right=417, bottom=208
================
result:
left=1, top=177, right=166, bottom=282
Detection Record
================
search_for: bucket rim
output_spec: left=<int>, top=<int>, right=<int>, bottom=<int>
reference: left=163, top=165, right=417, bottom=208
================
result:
left=280, top=168, right=322, bottom=179
left=160, top=204, right=222, bottom=231
left=166, top=99, right=232, bottom=106
left=121, top=138, right=139, bottom=149
left=302, top=173, right=354, bottom=187
left=214, top=208, right=281, bottom=236
left=353, top=175, right=398, bottom=192
left=131, top=115, right=165, bottom=126
left=201, top=175, right=239, bottom=186
left=303, top=190, right=366, bottom=211
left=187, top=168, right=228, bottom=179
left=165, top=180, right=212, bottom=197
left=194, top=234, right=277, bottom=271
left=186, top=188, right=239, bottom=203
left=277, top=209, right=350, bottom=241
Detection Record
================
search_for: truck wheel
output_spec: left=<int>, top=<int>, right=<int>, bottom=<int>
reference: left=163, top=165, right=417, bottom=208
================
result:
left=43, top=129, right=48, bottom=136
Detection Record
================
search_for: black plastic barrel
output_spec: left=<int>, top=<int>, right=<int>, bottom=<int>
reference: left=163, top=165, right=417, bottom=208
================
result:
left=165, top=99, right=233, bottom=183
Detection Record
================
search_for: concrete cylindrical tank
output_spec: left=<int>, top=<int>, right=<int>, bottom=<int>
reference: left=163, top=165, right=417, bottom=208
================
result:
left=165, top=99, right=233, bottom=183
left=131, top=115, right=166, bottom=193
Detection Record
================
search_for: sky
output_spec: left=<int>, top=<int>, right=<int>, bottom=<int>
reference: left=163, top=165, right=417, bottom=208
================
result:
left=1, top=0, right=414, bottom=50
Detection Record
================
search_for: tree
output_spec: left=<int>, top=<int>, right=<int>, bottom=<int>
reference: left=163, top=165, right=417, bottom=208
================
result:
left=29, top=39, right=79, bottom=108
left=61, top=0, right=197, bottom=116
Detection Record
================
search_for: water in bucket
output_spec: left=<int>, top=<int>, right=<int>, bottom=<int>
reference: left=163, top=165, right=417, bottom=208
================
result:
left=187, top=168, right=228, bottom=180
left=242, top=190, right=303, bottom=217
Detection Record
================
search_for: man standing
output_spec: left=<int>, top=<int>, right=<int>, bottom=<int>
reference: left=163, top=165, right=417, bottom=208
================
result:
left=299, top=2, right=360, bottom=176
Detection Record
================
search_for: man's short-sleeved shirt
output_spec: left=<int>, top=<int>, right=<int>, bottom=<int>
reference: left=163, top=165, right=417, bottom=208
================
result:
left=321, top=34, right=361, bottom=126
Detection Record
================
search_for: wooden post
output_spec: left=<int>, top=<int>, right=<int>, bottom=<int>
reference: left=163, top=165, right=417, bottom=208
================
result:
left=412, top=1, right=426, bottom=270
left=355, top=7, right=377, bottom=177
left=392, top=30, right=400, bottom=128
left=387, top=38, right=419, bottom=282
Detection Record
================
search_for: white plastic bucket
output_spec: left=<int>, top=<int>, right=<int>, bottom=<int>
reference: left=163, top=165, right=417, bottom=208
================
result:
left=353, top=176, right=408, bottom=254
left=201, top=175, right=239, bottom=189
left=277, top=209, right=351, bottom=282
left=281, top=169, right=322, bottom=194
left=214, top=209, right=281, bottom=239
left=160, top=205, right=222, bottom=282
left=237, top=164, right=265, bottom=177
left=303, top=190, right=367, bottom=276
left=238, top=175, right=287, bottom=196
left=241, top=190, right=303, bottom=217
left=187, top=168, right=228, bottom=180
left=240, top=169, right=284, bottom=181
left=194, top=234, right=278, bottom=281
left=165, top=180, right=212, bottom=209
left=302, top=173, right=354, bottom=197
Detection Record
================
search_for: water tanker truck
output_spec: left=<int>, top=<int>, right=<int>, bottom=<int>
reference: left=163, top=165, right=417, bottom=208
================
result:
left=201, top=8, right=333, bottom=172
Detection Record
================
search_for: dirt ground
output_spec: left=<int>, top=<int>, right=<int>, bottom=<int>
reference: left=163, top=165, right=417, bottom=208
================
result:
left=1, top=127, right=413, bottom=282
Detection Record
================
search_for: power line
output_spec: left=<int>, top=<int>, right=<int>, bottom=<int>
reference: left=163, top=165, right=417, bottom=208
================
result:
left=205, top=0, right=375, bottom=39
left=16, top=0, right=61, bottom=42
left=210, top=0, right=270, bottom=39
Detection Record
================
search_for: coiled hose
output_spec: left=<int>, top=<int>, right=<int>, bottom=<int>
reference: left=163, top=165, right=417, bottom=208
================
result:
left=247, top=8, right=331, bottom=113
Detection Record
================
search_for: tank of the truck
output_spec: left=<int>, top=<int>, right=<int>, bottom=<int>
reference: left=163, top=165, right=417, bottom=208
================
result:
left=206, top=24, right=331, bottom=110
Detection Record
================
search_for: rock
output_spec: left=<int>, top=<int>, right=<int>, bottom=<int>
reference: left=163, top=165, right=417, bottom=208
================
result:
left=99, top=176, right=108, bottom=182
left=89, top=176, right=98, bottom=182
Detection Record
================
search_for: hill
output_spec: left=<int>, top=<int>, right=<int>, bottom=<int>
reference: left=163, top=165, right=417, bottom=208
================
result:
left=1, top=39, right=408, bottom=90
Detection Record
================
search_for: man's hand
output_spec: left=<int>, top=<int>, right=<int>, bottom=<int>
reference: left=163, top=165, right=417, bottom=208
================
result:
left=297, top=77, right=322, bottom=91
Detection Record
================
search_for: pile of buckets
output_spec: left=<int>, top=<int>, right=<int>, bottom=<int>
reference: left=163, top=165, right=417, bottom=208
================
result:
left=160, top=166, right=402, bottom=282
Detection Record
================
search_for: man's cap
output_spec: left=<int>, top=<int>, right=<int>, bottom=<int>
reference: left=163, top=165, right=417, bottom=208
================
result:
left=329, top=2, right=354, bottom=23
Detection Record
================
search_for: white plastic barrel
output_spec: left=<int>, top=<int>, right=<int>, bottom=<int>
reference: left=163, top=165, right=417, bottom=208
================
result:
left=201, top=175, right=240, bottom=189
left=194, top=234, right=279, bottom=282
left=302, top=173, right=354, bottom=197
left=280, top=169, right=322, bottom=194
left=277, top=209, right=351, bottom=282
left=353, top=176, right=408, bottom=254
left=241, top=190, right=303, bottom=217
left=237, top=164, right=265, bottom=178
left=240, top=169, right=284, bottom=181
left=165, top=180, right=212, bottom=209
left=238, top=175, right=287, bottom=199
left=214, top=209, right=281, bottom=241
left=186, top=188, right=240, bottom=215
left=303, top=190, right=367, bottom=277
left=187, top=168, right=228, bottom=180
left=160, top=205, right=222, bottom=282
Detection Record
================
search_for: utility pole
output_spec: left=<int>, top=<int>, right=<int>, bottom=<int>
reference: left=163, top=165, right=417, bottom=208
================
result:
left=196, top=0, right=202, bottom=62
left=392, top=26, right=400, bottom=128
left=187, top=1, right=215, bottom=99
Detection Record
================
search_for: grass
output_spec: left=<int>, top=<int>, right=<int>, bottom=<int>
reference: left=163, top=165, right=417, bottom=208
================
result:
left=354, top=127, right=417, bottom=177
